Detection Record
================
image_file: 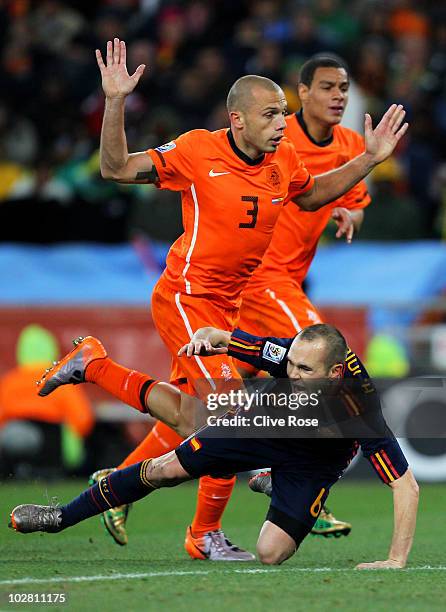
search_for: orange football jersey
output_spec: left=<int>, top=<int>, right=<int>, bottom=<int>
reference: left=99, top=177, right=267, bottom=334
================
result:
left=146, top=129, right=314, bottom=308
left=245, top=112, right=371, bottom=293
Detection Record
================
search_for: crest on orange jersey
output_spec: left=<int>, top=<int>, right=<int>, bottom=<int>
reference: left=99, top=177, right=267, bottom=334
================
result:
left=266, top=165, right=281, bottom=189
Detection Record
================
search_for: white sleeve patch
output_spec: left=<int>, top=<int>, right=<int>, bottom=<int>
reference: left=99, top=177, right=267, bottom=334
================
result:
left=155, top=141, right=176, bottom=153
left=263, top=341, right=286, bottom=364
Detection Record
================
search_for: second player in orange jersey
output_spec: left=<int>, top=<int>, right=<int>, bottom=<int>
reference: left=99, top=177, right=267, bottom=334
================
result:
left=233, top=55, right=373, bottom=537
left=239, top=55, right=371, bottom=345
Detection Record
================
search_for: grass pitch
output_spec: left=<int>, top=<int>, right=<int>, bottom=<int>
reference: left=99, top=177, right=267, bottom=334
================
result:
left=0, top=478, right=444, bottom=611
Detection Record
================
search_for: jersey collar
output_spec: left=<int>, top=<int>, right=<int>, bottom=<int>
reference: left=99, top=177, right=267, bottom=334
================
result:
left=227, top=130, right=265, bottom=166
left=295, top=110, right=334, bottom=147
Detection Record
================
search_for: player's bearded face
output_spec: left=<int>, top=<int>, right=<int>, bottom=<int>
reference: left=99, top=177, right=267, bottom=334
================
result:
left=300, top=67, right=349, bottom=127
left=242, top=90, right=287, bottom=154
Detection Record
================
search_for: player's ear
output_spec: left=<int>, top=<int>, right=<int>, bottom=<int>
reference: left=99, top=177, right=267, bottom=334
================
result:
left=328, top=363, right=343, bottom=379
left=298, top=83, right=309, bottom=104
left=230, top=110, right=244, bottom=129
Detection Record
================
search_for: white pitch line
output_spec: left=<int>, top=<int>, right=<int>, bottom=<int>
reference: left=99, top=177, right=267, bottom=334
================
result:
left=1, top=566, right=446, bottom=586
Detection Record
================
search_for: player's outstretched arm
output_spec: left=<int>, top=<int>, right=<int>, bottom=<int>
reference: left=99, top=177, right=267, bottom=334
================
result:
left=97, top=38, right=157, bottom=184
left=293, top=104, right=408, bottom=212
left=356, top=469, right=419, bottom=570
left=178, top=327, right=231, bottom=357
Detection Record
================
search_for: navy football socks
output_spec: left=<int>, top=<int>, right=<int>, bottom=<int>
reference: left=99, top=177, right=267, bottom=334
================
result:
left=60, top=460, right=154, bottom=528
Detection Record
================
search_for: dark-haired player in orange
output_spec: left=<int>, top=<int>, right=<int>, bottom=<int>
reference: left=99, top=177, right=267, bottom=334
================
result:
left=239, top=55, right=369, bottom=346
left=88, top=38, right=407, bottom=559
left=236, top=55, right=371, bottom=536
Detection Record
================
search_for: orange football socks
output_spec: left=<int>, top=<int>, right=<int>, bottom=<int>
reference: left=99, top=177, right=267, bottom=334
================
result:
left=190, top=474, right=237, bottom=537
left=118, top=421, right=183, bottom=468
left=89, top=357, right=238, bottom=538
left=85, top=358, right=158, bottom=414
left=116, top=419, right=236, bottom=537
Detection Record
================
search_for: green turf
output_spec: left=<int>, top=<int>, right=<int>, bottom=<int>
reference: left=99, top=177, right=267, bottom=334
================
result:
left=0, top=478, right=444, bottom=611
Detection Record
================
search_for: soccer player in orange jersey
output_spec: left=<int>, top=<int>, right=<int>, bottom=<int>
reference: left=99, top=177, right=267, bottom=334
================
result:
left=236, top=54, right=371, bottom=536
left=238, top=55, right=370, bottom=346
left=88, top=38, right=407, bottom=558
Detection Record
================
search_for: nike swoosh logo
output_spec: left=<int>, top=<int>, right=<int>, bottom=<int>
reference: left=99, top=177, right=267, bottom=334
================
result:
left=209, top=169, right=231, bottom=177
left=190, top=539, right=208, bottom=557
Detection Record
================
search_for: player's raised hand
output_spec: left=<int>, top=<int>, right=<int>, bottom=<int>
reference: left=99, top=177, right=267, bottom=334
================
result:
left=95, top=38, right=145, bottom=99
left=364, top=104, right=408, bottom=165
left=355, top=559, right=405, bottom=570
left=332, top=207, right=354, bottom=243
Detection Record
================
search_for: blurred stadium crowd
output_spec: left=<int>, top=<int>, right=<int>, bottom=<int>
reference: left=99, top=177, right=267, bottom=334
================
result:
left=2, top=1, right=446, bottom=482
left=1, top=0, right=446, bottom=243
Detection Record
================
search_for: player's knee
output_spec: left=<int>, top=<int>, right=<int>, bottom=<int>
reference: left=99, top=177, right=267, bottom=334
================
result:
left=148, top=452, right=191, bottom=487
left=257, top=551, right=281, bottom=565
left=256, top=543, right=294, bottom=566
left=257, top=515, right=300, bottom=565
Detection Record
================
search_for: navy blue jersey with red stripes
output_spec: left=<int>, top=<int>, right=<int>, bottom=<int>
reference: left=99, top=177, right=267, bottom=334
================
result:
left=228, top=328, right=408, bottom=484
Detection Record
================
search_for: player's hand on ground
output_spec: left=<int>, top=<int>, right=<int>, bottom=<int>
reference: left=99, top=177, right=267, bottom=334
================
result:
left=355, top=559, right=405, bottom=570
left=332, top=207, right=354, bottom=243
left=96, top=38, right=145, bottom=99
left=364, top=104, right=408, bottom=164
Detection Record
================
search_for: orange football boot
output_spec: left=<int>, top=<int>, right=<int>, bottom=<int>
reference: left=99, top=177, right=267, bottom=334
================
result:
left=36, top=336, right=107, bottom=396
left=184, top=526, right=255, bottom=561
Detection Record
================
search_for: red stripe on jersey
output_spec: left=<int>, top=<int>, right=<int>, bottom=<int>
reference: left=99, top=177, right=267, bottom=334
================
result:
left=229, top=344, right=261, bottom=357
left=232, top=335, right=263, bottom=347
left=381, top=449, right=400, bottom=478
left=370, top=455, right=390, bottom=484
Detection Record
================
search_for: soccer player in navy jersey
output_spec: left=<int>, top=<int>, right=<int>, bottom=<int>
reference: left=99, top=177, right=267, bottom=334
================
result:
left=10, top=324, right=418, bottom=569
